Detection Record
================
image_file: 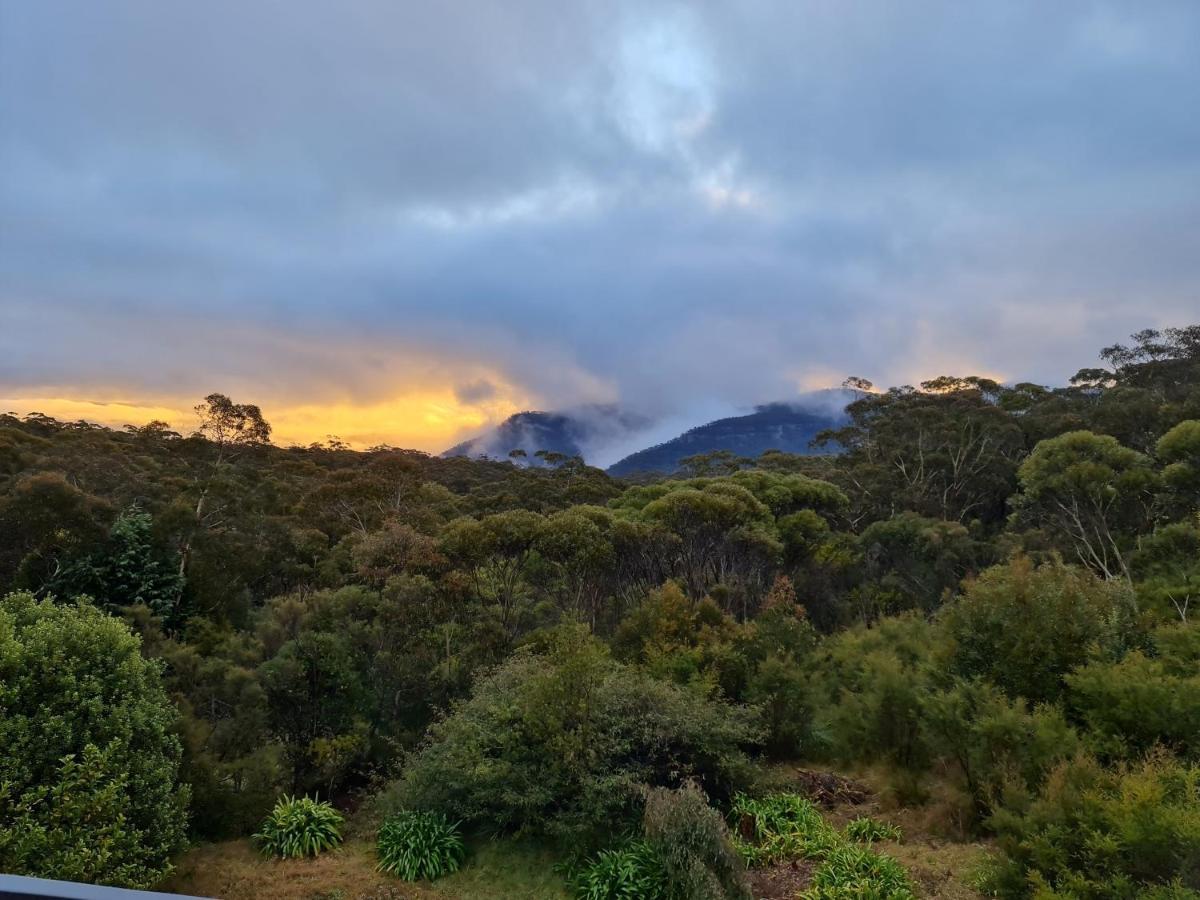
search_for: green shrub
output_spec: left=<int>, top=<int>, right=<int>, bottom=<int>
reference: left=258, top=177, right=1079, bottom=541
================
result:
left=730, top=793, right=838, bottom=866
left=844, top=817, right=902, bottom=843
left=1066, top=622, right=1200, bottom=762
left=984, top=752, right=1200, bottom=898
left=255, top=795, right=344, bottom=858
left=643, top=783, right=751, bottom=900
left=0, top=592, right=188, bottom=888
left=921, top=678, right=1080, bottom=821
left=376, top=810, right=465, bottom=881
left=800, top=844, right=916, bottom=900
left=393, top=627, right=761, bottom=841
left=571, top=840, right=668, bottom=900
left=936, top=557, right=1135, bottom=705
left=808, top=614, right=934, bottom=771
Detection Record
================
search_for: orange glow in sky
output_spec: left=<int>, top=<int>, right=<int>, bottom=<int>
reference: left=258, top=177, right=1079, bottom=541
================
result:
left=0, top=387, right=531, bottom=453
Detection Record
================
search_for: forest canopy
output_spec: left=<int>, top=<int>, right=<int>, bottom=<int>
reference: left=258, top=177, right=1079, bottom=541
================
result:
left=2, top=324, right=1199, bottom=897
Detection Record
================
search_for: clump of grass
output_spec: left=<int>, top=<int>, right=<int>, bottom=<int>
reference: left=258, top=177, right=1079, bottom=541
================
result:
left=376, top=810, right=466, bottom=881
left=731, top=793, right=915, bottom=898
left=570, top=839, right=668, bottom=900
left=730, top=793, right=840, bottom=866
left=800, top=844, right=915, bottom=899
left=844, top=816, right=903, bottom=844
left=254, top=795, right=344, bottom=859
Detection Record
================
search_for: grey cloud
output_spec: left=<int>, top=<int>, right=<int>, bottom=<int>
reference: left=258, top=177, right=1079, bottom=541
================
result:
left=2, top=0, right=1199, bottom=441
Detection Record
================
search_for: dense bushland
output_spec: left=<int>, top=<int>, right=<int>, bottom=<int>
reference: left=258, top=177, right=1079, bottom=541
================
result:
left=3, top=325, right=1200, bottom=895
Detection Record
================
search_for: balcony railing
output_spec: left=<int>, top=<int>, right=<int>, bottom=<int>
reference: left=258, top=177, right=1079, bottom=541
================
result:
left=0, top=875, right=210, bottom=900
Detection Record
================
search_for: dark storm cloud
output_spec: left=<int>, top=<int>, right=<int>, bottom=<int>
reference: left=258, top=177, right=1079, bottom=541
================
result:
left=2, top=0, right=1199, bottom=438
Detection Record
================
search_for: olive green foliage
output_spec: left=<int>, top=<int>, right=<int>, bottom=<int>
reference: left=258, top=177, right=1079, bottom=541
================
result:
left=0, top=592, right=187, bottom=887
left=1013, top=430, right=1157, bottom=581
left=254, top=795, right=344, bottom=858
left=642, top=783, right=751, bottom=900
left=1132, top=524, right=1200, bottom=622
left=936, top=557, right=1135, bottom=704
left=571, top=840, right=669, bottom=900
left=1157, top=420, right=1200, bottom=513
left=844, top=817, right=902, bottom=843
left=376, top=810, right=466, bottom=881
left=394, top=627, right=761, bottom=841
left=985, top=753, right=1200, bottom=898
left=1066, top=621, right=1200, bottom=761
left=920, top=678, right=1080, bottom=816
left=807, top=614, right=934, bottom=769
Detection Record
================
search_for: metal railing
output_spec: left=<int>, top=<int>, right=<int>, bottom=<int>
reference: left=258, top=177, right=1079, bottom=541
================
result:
left=0, top=875, right=210, bottom=900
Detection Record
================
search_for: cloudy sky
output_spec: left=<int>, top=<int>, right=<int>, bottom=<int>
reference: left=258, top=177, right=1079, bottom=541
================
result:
left=2, top=1, right=1198, bottom=451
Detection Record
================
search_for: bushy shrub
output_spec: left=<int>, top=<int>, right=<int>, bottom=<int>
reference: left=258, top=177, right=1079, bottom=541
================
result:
left=844, top=817, right=902, bottom=843
left=1066, top=622, right=1200, bottom=762
left=255, top=795, right=343, bottom=858
left=936, top=557, right=1136, bottom=704
left=376, top=810, right=465, bottom=881
left=985, top=751, right=1200, bottom=898
left=730, top=793, right=839, bottom=866
left=642, top=783, right=751, bottom=900
left=800, top=845, right=916, bottom=900
left=0, top=592, right=188, bottom=888
left=571, top=840, right=668, bottom=900
left=807, top=614, right=934, bottom=771
left=393, top=627, right=761, bottom=841
left=921, top=678, right=1080, bottom=820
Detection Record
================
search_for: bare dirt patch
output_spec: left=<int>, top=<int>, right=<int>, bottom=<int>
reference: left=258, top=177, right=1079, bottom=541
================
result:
left=745, top=858, right=816, bottom=899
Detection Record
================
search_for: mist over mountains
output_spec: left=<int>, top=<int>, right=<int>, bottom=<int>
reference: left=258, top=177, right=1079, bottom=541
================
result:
left=442, top=391, right=852, bottom=474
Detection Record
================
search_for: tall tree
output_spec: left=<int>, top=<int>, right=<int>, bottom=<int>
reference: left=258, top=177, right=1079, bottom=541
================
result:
left=1013, top=431, right=1157, bottom=581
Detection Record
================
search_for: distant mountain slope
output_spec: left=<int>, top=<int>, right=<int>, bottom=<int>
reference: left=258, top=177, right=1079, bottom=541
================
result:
left=443, top=406, right=650, bottom=465
left=605, top=400, right=846, bottom=477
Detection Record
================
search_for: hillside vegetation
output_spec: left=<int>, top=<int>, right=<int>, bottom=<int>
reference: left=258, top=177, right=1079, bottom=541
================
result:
left=2, top=325, right=1199, bottom=898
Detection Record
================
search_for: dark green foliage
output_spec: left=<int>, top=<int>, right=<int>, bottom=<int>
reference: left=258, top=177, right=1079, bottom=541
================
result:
left=254, top=795, right=344, bottom=858
left=0, top=592, right=187, bottom=887
left=921, top=678, right=1080, bottom=819
left=394, top=627, right=761, bottom=842
left=642, top=783, right=751, bottom=900
left=985, top=753, right=1200, bottom=899
left=258, top=628, right=369, bottom=790
left=856, top=512, right=989, bottom=615
left=376, top=810, right=466, bottom=881
left=816, top=376, right=1024, bottom=526
left=571, top=840, right=669, bottom=900
left=55, top=507, right=184, bottom=620
left=807, top=614, right=934, bottom=770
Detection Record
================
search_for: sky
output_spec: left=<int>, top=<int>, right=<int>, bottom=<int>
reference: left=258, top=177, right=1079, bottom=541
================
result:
left=2, top=1, right=1199, bottom=453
